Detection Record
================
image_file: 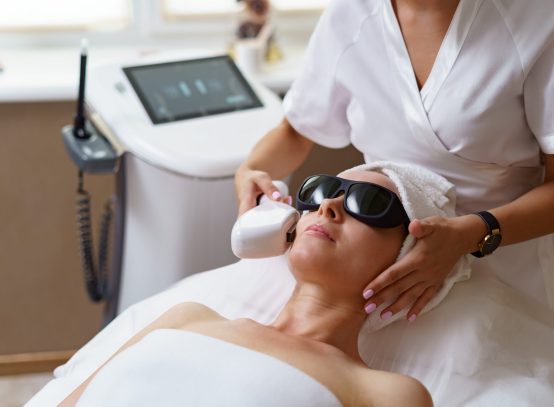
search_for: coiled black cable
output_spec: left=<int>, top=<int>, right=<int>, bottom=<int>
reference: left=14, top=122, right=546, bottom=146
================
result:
left=76, top=170, right=114, bottom=302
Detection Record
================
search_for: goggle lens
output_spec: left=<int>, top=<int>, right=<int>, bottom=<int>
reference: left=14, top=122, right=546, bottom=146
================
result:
left=297, top=176, right=342, bottom=205
left=346, top=183, right=390, bottom=216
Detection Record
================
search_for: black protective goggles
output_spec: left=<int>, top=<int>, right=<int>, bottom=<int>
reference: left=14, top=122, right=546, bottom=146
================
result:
left=296, top=174, right=410, bottom=228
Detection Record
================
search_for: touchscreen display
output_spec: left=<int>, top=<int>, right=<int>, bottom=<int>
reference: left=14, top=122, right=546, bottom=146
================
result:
left=123, top=55, right=263, bottom=124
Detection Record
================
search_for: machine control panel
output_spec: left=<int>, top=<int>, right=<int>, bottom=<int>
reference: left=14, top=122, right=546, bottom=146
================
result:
left=123, top=55, right=263, bottom=124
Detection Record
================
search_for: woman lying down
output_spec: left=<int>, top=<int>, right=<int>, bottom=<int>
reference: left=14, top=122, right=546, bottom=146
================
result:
left=61, top=165, right=454, bottom=407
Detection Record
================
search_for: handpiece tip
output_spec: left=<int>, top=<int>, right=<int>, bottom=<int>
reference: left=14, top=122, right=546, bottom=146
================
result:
left=80, top=38, right=88, bottom=54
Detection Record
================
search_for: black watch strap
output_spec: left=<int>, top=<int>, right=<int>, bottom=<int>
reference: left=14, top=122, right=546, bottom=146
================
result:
left=471, top=211, right=501, bottom=258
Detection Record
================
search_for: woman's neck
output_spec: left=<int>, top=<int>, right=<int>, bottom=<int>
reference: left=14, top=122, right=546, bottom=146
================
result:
left=269, top=283, right=367, bottom=362
left=394, top=0, right=460, bottom=13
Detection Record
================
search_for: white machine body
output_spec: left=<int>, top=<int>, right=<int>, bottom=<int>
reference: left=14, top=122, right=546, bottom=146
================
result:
left=231, top=181, right=300, bottom=259
left=85, top=50, right=283, bottom=314
left=119, top=155, right=241, bottom=311
left=87, top=50, right=282, bottom=178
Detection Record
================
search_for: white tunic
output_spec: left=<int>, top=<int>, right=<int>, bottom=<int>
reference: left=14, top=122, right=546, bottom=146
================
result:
left=283, top=0, right=554, bottom=307
left=77, top=329, right=342, bottom=407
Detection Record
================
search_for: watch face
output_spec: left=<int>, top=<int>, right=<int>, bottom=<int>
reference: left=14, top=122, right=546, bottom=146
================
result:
left=482, top=233, right=502, bottom=255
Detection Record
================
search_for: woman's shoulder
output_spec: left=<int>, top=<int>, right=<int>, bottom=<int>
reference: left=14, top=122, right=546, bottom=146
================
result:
left=327, top=0, right=381, bottom=15
left=350, top=366, right=433, bottom=407
left=319, top=0, right=382, bottom=38
left=488, top=0, right=554, bottom=74
left=160, top=302, right=225, bottom=328
left=300, top=352, right=432, bottom=406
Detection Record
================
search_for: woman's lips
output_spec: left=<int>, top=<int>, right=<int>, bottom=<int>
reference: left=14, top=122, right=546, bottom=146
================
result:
left=305, top=224, right=335, bottom=242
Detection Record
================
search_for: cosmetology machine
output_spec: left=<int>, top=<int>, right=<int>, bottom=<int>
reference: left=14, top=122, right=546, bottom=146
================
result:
left=62, top=43, right=283, bottom=323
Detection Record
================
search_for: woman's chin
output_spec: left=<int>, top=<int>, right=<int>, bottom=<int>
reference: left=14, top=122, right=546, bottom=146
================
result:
left=288, top=241, right=337, bottom=273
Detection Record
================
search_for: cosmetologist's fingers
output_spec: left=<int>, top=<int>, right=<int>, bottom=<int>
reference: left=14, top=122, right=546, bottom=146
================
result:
left=362, top=258, right=416, bottom=299
left=363, top=272, right=422, bottom=308
left=377, top=282, right=428, bottom=318
left=408, top=218, right=435, bottom=239
left=406, top=285, right=441, bottom=322
left=254, top=172, right=281, bottom=201
left=237, top=193, right=257, bottom=216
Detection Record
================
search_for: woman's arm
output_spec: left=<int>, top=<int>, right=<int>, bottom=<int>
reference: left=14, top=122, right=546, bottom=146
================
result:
left=484, top=153, right=554, bottom=245
left=235, top=118, right=314, bottom=215
left=59, top=302, right=214, bottom=406
left=422, top=153, right=554, bottom=250
left=356, top=369, right=433, bottom=407
left=362, top=154, right=554, bottom=320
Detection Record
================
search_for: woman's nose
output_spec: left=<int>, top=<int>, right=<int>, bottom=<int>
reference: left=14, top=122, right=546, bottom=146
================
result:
left=318, top=197, right=344, bottom=221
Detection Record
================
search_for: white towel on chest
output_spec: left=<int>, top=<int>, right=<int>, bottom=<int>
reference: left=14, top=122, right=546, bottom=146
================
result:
left=346, top=161, right=472, bottom=332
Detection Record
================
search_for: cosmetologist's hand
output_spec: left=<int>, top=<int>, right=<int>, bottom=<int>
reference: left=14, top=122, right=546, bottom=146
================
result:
left=361, top=216, right=478, bottom=322
left=234, top=168, right=292, bottom=216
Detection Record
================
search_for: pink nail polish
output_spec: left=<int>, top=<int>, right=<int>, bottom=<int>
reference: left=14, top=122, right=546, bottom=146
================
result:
left=272, top=191, right=282, bottom=200
left=286, top=196, right=293, bottom=205
left=364, top=303, right=376, bottom=314
left=408, top=314, right=417, bottom=323
left=363, top=289, right=374, bottom=299
left=381, top=311, right=393, bottom=321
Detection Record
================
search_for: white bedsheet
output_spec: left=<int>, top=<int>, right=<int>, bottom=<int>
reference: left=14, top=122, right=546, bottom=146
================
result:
left=28, top=255, right=554, bottom=406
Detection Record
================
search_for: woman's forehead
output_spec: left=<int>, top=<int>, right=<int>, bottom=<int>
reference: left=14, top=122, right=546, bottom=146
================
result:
left=337, top=170, right=399, bottom=195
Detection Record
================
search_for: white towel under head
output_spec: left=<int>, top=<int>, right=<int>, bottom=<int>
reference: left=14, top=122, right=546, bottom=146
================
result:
left=346, top=161, right=472, bottom=332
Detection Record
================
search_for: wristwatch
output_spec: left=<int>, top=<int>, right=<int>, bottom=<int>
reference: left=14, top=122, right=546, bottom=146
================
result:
left=471, top=211, right=502, bottom=258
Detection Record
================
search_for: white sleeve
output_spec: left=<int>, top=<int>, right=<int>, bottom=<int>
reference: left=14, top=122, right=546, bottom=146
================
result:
left=524, top=37, right=554, bottom=154
left=282, top=0, right=353, bottom=149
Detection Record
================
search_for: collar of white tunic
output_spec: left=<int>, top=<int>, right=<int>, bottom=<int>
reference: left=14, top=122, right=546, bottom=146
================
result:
left=382, top=0, right=484, bottom=112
